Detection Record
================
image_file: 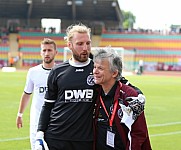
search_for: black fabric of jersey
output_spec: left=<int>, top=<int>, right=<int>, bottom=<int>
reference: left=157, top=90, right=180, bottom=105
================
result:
left=41, top=59, right=96, bottom=141
left=96, top=81, right=125, bottom=150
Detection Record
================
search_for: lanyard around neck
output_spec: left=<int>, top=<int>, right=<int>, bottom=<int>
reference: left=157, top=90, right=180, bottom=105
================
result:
left=99, top=96, right=118, bottom=128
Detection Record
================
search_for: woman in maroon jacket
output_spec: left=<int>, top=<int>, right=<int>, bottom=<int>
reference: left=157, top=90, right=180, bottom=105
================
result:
left=93, top=47, right=152, bottom=150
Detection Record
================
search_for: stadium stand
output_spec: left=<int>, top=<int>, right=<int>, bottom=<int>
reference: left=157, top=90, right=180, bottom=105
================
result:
left=0, top=0, right=123, bottom=68
left=0, top=43, right=9, bottom=67
left=99, top=32, right=181, bottom=71
left=0, top=0, right=122, bottom=33
left=0, top=28, right=9, bottom=67
left=1, top=0, right=181, bottom=72
left=18, top=31, right=66, bottom=66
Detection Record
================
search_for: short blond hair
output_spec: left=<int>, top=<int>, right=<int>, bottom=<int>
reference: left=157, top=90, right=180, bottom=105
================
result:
left=64, top=23, right=91, bottom=43
left=41, top=38, right=57, bottom=50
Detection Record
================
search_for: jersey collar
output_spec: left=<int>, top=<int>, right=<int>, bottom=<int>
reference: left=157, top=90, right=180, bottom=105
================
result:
left=69, top=58, right=91, bottom=67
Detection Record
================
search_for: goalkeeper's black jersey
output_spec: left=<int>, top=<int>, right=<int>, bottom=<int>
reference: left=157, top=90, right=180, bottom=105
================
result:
left=44, top=58, right=96, bottom=141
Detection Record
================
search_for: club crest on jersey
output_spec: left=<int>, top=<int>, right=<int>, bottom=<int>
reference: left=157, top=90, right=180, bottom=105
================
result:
left=87, top=75, right=94, bottom=86
left=118, top=108, right=123, bottom=119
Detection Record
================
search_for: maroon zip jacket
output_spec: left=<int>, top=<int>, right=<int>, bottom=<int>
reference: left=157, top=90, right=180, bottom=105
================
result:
left=94, top=81, right=152, bottom=150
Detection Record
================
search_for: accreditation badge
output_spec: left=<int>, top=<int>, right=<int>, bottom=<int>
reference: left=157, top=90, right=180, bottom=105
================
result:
left=106, top=128, right=115, bottom=148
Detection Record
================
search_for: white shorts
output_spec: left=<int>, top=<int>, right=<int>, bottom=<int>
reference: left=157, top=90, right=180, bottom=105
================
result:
left=30, top=124, right=38, bottom=150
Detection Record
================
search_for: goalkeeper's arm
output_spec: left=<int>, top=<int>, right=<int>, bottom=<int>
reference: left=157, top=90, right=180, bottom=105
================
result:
left=120, top=76, right=143, bottom=94
left=35, top=101, right=54, bottom=150
left=37, top=101, right=54, bottom=132
left=120, top=76, right=145, bottom=118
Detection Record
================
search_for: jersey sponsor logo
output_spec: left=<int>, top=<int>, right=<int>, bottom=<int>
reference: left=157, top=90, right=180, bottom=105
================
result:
left=75, top=69, right=84, bottom=72
left=39, top=87, right=48, bottom=93
left=65, top=89, right=93, bottom=102
left=87, top=75, right=94, bottom=86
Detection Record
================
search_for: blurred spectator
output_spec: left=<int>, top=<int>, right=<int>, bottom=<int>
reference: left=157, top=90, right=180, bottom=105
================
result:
left=9, top=57, right=14, bottom=67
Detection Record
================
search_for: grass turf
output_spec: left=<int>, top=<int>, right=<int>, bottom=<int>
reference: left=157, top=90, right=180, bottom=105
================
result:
left=0, top=70, right=181, bottom=150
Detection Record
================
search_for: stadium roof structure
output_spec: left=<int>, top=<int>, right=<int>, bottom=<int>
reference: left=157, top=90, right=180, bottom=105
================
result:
left=0, top=0, right=123, bottom=27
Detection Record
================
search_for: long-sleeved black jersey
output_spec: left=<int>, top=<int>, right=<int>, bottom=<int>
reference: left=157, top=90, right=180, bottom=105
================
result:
left=38, top=58, right=96, bottom=141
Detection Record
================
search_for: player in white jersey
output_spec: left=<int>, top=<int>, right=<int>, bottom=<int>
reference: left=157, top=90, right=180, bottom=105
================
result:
left=16, top=38, right=57, bottom=150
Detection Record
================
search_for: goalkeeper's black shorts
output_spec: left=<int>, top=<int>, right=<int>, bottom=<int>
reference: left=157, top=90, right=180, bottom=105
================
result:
left=45, top=137, right=93, bottom=150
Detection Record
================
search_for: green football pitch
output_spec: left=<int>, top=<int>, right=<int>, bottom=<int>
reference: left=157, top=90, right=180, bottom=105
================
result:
left=0, top=70, right=181, bottom=150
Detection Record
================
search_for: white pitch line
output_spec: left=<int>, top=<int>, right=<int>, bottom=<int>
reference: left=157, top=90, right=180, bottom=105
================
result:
left=150, top=131, right=181, bottom=137
left=0, top=136, right=29, bottom=142
left=2, top=131, right=181, bottom=142
left=148, top=121, right=181, bottom=127
left=1, top=122, right=181, bottom=142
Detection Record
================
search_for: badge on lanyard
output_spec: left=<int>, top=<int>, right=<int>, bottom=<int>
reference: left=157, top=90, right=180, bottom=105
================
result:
left=100, top=96, right=118, bottom=149
left=106, top=128, right=115, bottom=148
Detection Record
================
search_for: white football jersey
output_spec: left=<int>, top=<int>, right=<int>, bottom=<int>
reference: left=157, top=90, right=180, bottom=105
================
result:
left=24, top=64, right=51, bottom=125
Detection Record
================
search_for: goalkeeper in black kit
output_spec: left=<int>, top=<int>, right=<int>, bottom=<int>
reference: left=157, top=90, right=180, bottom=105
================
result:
left=35, top=23, right=146, bottom=150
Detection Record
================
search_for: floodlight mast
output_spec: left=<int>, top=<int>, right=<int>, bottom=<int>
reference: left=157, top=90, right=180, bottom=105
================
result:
left=27, top=0, right=33, bottom=27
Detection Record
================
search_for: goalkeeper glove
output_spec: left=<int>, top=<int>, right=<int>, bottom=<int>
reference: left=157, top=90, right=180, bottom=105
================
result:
left=125, top=94, right=145, bottom=119
left=35, top=131, right=49, bottom=150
